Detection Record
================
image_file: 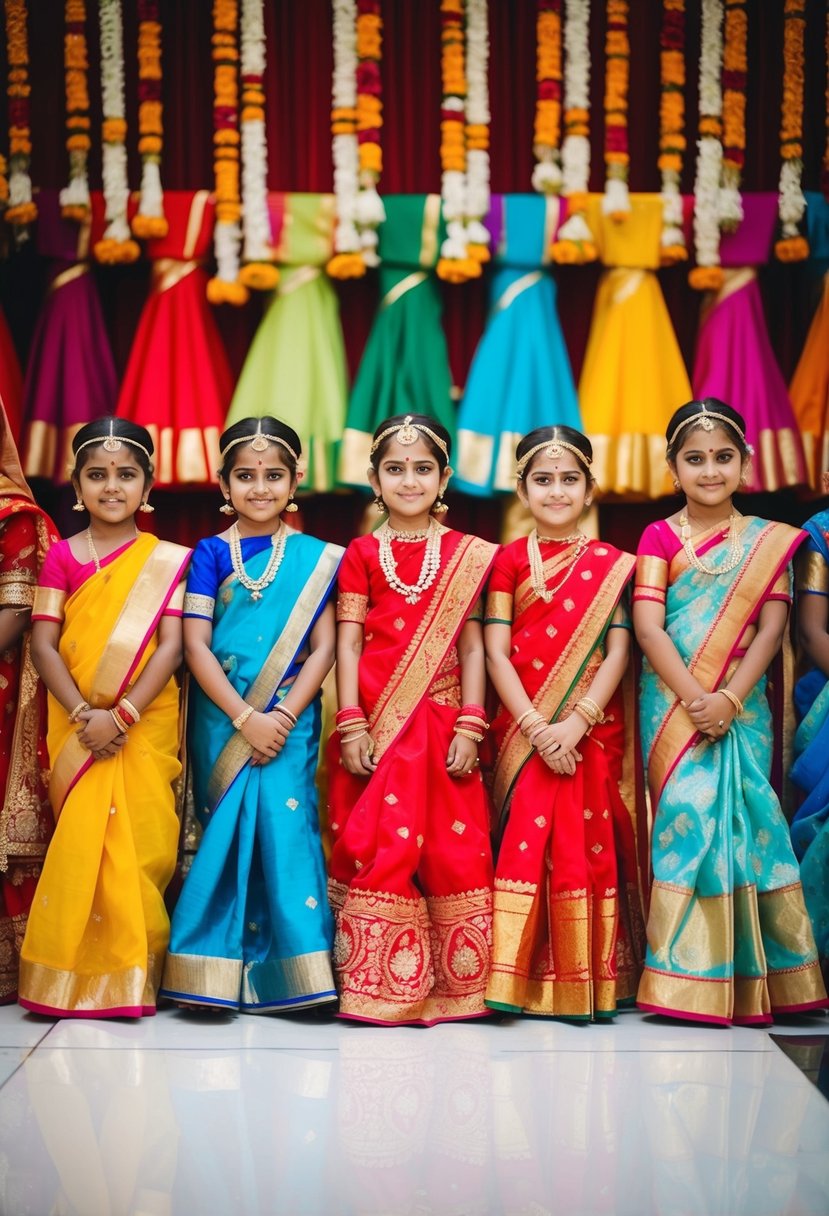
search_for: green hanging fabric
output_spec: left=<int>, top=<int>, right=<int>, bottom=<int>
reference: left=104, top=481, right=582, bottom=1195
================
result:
left=226, top=194, right=348, bottom=492
left=338, top=194, right=455, bottom=487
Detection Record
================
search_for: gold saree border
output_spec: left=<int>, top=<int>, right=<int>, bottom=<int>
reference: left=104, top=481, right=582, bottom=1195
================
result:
left=207, top=542, right=343, bottom=808
left=19, top=957, right=158, bottom=1014
left=797, top=550, right=829, bottom=595
left=492, top=552, right=634, bottom=816
left=161, top=952, right=242, bottom=1005
left=368, top=534, right=498, bottom=758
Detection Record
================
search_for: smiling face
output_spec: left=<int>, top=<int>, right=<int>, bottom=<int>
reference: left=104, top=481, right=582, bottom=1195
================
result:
left=74, top=446, right=148, bottom=527
left=220, top=442, right=297, bottom=533
left=517, top=450, right=591, bottom=537
left=368, top=435, right=450, bottom=530
left=670, top=424, right=744, bottom=513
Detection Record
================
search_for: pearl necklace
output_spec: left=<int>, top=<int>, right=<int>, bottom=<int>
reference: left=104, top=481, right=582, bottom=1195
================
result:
left=86, top=527, right=136, bottom=573
left=679, top=510, right=744, bottom=576
left=229, top=522, right=288, bottom=600
left=377, top=519, right=442, bottom=604
left=528, top=529, right=589, bottom=604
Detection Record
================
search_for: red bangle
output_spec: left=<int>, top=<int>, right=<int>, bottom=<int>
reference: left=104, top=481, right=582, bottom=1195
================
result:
left=116, top=703, right=136, bottom=727
left=460, top=704, right=486, bottom=719
left=335, top=706, right=364, bottom=725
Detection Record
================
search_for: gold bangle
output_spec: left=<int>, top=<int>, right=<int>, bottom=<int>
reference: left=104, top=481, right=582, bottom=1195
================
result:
left=109, top=708, right=128, bottom=735
left=119, top=696, right=141, bottom=723
left=573, top=704, right=597, bottom=728
left=232, top=705, right=255, bottom=731
left=68, top=700, right=91, bottom=723
left=516, top=708, right=538, bottom=729
left=717, top=688, right=744, bottom=717
left=273, top=703, right=298, bottom=727
left=577, top=697, right=605, bottom=724
left=454, top=727, right=483, bottom=743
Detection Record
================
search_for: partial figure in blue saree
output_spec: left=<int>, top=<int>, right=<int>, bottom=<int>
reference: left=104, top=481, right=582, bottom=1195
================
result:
left=160, top=416, right=344, bottom=1013
left=790, top=491, right=829, bottom=986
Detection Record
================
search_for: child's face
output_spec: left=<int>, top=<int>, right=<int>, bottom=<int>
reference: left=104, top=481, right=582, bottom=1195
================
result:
left=221, top=443, right=296, bottom=532
left=368, top=435, right=449, bottom=528
left=517, top=452, right=590, bottom=537
left=670, top=424, right=743, bottom=512
left=74, top=447, right=148, bottom=527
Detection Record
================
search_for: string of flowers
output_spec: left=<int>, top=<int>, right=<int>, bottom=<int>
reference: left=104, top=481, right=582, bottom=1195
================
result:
left=464, top=0, right=490, bottom=262
left=354, top=0, right=385, bottom=267
left=775, top=0, right=809, bottom=261
left=327, top=0, right=364, bottom=279
left=689, top=0, right=723, bottom=291
left=551, top=0, right=596, bottom=263
left=718, top=0, right=746, bottom=232
left=658, top=0, right=687, bottom=263
left=4, top=0, right=37, bottom=235
left=238, top=0, right=277, bottom=288
left=532, top=0, right=563, bottom=194
left=94, top=0, right=139, bottom=263
left=437, top=0, right=480, bottom=283
left=207, top=0, right=248, bottom=305
left=60, top=0, right=91, bottom=222
left=602, top=0, right=630, bottom=219
left=132, top=0, right=168, bottom=239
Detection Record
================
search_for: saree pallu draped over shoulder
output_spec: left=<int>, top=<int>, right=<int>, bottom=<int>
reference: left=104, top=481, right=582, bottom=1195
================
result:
left=328, top=529, right=499, bottom=1026
left=160, top=533, right=343, bottom=1012
left=19, top=534, right=191, bottom=1018
left=485, top=539, right=646, bottom=1020
left=637, top=517, right=828, bottom=1025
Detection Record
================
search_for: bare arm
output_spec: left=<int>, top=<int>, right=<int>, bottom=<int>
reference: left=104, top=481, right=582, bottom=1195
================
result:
left=336, top=619, right=375, bottom=774
left=633, top=597, right=708, bottom=705
left=446, top=618, right=486, bottom=775
left=0, top=606, right=31, bottom=651
left=278, top=601, right=336, bottom=720
left=797, top=591, right=829, bottom=679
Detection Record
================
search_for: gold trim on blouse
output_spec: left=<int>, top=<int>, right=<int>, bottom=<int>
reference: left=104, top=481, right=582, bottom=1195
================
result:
left=337, top=591, right=368, bottom=624
left=184, top=592, right=216, bottom=618
left=32, top=585, right=66, bottom=621
left=797, top=550, right=829, bottom=596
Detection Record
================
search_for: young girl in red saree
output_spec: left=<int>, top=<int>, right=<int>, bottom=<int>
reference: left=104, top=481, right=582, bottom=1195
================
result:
left=484, top=426, right=645, bottom=1020
left=327, top=413, right=498, bottom=1025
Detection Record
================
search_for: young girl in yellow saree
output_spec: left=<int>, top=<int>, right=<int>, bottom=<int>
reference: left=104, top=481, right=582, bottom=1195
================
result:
left=19, top=418, right=191, bottom=1018
left=634, top=399, right=828, bottom=1025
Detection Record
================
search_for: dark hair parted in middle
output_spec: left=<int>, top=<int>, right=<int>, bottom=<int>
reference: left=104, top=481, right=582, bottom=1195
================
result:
left=369, top=414, right=451, bottom=472
left=71, top=416, right=155, bottom=481
left=217, top=416, right=302, bottom=481
left=515, top=425, right=595, bottom=488
left=665, top=398, right=750, bottom=463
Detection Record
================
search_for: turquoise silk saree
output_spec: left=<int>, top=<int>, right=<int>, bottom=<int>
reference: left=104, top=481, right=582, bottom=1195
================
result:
left=636, top=516, right=827, bottom=1025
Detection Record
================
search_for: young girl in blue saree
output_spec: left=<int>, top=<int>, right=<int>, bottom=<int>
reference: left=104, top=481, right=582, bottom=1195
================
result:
left=160, top=417, right=343, bottom=1013
left=634, top=399, right=827, bottom=1025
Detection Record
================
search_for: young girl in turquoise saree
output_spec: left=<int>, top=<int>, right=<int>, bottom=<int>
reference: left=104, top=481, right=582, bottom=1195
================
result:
left=634, top=399, right=827, bottom=1025
left=160, top=418, right=343, bottom=1013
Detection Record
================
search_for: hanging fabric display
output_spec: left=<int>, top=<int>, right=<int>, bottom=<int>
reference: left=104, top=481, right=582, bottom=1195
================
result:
left=455, top=194, right=581, bottom=497
left=3, top=0, right=37, bottom=236
left=225, top=193, right=349, bottom=493
left=20, top=191, right=117, bottom=481
left=60, top=0, right=91, bottom=222
left=775, top=0, right=809, bottom=262
left=116, top=191, right=233, bottom=486
left=789, top=193, right=829, bottom=489
left=692, top=193, right=807, bottom=492
left=132, top=0, right=168, bottom=240
left=578, top=193, right=691, bottom=498
left=338, top=193, right=455, bottom=486
left=657, top=0, right=687, bottom=263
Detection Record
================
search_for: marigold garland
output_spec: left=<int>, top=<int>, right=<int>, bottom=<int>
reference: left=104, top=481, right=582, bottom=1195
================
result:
left=60, top=0, right=91, bottom=223
left=328, top=0, right=366, bottom=280
left=437, top=0, right=481, bottom=283
left=132, top=0, right=168, bottom=240
left=207, top=0, right=249, bottom=305
left=719, top=0, right=746, bottom=232
left=354, top=0, right=385, bottom=266
left=464, top=0, right=490, bottom=263
left=551, top=0, right=596, bottom=264
left=658, top=0, right=687, bottom=263
left=4, top=0, right=37, bottom=234
left=532, top=0, right=563, bottom=194
left=94, top=0, right=140, bottom=263
left=602, top=0, right=630, bottom=220
left=775, top=0, right=809, bottom=261
left=689, top=0, right=724, bottom=291
left=238, top=0, right=277, bottom=289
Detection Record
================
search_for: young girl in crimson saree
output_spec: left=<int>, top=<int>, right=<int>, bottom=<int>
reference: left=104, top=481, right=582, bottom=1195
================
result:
left=635, top=398, right=827, bottom=1025
left=789, top=472, right=829, bottom=985
left=328, top=414, right=498, bottom=1025
left=160, top=418, right=343, bottom=1012
left=484, top=426, right=645, bottom=1020
left=20, top=418, right=191, bottom=1018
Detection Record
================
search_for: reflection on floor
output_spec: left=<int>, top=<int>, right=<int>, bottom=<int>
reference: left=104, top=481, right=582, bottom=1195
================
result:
left=0, top=1005, right=826, bottom=1216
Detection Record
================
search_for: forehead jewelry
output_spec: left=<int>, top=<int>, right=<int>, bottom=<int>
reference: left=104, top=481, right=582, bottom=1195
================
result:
left=370, top=415, right=449, bottom=460
left=515, top=437, right=592, bottom=477
left=668, top=403, right=746, bottom=447
left=220, top=419, right=299, bottom=463
left=74, top=419, right=153, bottom=463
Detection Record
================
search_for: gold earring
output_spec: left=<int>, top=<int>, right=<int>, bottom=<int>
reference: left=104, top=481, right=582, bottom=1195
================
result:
left=672, top=478, right=680, bottom=493
left=219, top=499, right=235, bottom=516
left=432, top=494, right=449, bottom=515
left=284, top=497, right=299, bottom=513
left=72, top=495, right=86, bottom=512
left=373, top=495, right=386, bottom=514
left=139, top=499, right=154, bottom=513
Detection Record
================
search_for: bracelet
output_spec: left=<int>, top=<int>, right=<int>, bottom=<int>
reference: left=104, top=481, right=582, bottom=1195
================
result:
left=454, top=726, right=484, bottom=743
left=336, top=717, right=370, bottom=736
left=109, top=708, right=129, bottom=735
left=273, top=703, right=298, bottom=727
left=68, top=700, right=91, bottom=723
left=119, top=696, right=141, bottom=724
left=342, top=728, right=368, bottom=743
left=515, top=708, right=537, bottom=730
left=232, top=705, right=255, bottom=731
left=456, top=713, right=489, bottom=728
left=459, top=703, right=487, bottom=720
left=575, top=697, right=605, bottom=726
left=519, top=711, right=545, bottom=736
left=335, top=706, right=365, bottom=725
left=717, top=688, right=744, bottom=717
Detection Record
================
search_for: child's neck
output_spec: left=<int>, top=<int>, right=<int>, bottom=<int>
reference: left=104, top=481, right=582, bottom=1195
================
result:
left=385, top=511, right=434, bottom=533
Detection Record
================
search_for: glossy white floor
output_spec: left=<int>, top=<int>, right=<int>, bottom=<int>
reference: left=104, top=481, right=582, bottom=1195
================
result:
left=0, top=1003, right=827, bottom=1216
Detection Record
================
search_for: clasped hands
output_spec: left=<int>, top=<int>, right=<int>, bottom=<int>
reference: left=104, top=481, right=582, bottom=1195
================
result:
left=681, top=690, right=735, bottom=742
left=529, top=718, right=585, bottom=776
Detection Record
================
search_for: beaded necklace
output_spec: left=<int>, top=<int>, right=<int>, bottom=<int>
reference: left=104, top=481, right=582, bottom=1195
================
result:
left=679, top=510, right=744, bottom=576
left=229, top=522, right=288, bottom=600
left=528, top=529, right=589, bottom=604
left=377, top=519, right=442, bottom=604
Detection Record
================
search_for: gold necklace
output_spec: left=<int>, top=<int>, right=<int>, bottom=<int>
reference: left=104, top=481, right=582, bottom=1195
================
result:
left=679, top=510, right=744, bottom=576
left=229, top=522, right=288, bottom=600
left=527, top=529, right=589, bottom=604
left=377, top=518, right=442, bottom=603
left=86, top=527, right=136, bottom=573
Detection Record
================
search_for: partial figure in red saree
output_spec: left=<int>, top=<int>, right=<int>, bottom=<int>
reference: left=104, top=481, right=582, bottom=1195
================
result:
left=484, top=426, right=645, bottom=1020
left=327, top=414, right=498, bottom=1025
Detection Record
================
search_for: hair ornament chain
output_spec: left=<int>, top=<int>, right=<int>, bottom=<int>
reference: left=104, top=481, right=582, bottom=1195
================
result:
left=74, top=419, right=153, bottom=463
left=516, top=437, right=592, bottom=478
left=220, top=419, right=300, bottom=463
left=668, top=402, right=747, bottom=448
left=370, top=415, right=449, bottom=461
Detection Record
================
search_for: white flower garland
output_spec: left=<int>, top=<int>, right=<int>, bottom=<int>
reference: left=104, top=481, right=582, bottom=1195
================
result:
left=660, top=171, right=685, bottom=251
left=464, top=0, right=490, bottom=253
left=778, top=157, right=806, bottom=240
left=440, top=102, right=469, bottom=262
left=98, top=0, right=131, bottom=245
left=692, top=0, right=723, bottom=271
left=556, top=0, right=594, bottom=246
left=331, top=0, right=360, bottom=257
left=240, top=0, right=273, bottom=265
